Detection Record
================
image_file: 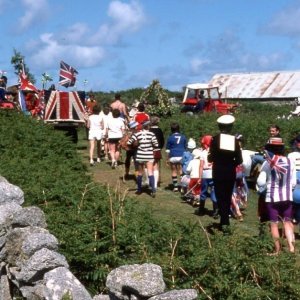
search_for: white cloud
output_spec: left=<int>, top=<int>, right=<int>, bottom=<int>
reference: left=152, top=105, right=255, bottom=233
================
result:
left=263, top=4, right=300, bottom=36
left=189, top=58, right=210, bottom=74
left=18, top=0, right=49, bottom=32
left=29, top=33, right=105, bottom=69
left=90, top=0, right=146, bottom=45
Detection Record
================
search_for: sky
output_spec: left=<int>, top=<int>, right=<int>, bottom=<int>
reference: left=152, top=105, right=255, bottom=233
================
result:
left=1, top=0, right=300, bottom=92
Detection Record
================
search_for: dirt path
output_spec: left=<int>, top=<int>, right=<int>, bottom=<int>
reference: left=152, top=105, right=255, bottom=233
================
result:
left=78, top=145, right=207, bottom=222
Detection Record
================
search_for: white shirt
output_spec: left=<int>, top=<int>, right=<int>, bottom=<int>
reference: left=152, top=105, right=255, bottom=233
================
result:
left=200, top=149, right=213, bottom=179
left=241, top=149, right=256, bottom=177
left=107, top=117, right=125, bottom=139
left=186, top=158, right=201, bottom=178
left=99, top=111, right=112, bottom=132
left=89, top=114, right=102, bottom=132
left=288, top=151, right=300, bottom=171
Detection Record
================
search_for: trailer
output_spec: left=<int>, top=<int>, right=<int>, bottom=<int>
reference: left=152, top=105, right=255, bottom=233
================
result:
left=44, top=90, right=86, bottom=143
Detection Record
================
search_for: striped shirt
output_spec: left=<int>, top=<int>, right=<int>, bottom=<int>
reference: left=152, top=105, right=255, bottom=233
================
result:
left=257, top=156, right=296, bottom=203
left=128, top=130, right=158, bottom=161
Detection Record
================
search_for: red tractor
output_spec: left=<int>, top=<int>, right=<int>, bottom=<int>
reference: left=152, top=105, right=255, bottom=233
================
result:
left=181, top=83, right=238, bottom=114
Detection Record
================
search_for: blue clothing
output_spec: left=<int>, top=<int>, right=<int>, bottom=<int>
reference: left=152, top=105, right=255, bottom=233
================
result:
left=166, top=133, right=187, bottom=158
left=181, top=151, right=193, bottom=174
left=200, top=179, right=217, bottom=203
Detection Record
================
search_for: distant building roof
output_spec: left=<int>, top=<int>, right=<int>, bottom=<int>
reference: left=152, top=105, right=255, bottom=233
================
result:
left=208, top=71, right=300, bottom=99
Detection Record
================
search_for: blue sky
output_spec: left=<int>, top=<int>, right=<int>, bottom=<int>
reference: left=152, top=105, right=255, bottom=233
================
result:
left=0, top=0, right=300, bottom=92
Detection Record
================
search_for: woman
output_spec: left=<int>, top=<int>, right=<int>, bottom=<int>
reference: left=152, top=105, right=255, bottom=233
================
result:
left=87, top=105, right=103, bottom=166
left=127, top=120, right=159, bottom=197
left=106, top=108, right=125, bottom=168
left=257, top=137, right=296, bottom=254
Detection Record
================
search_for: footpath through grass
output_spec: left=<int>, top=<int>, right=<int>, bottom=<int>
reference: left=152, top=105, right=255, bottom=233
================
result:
left=77, top=128, right=264, bottom=237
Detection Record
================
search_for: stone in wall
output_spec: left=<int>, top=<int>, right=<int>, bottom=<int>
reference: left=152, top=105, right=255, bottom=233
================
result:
left=106, top=263, right=166, bottom=300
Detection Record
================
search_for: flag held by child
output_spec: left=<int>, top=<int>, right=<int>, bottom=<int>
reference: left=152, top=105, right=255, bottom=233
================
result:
left=59, top=61, right=78, bottom=88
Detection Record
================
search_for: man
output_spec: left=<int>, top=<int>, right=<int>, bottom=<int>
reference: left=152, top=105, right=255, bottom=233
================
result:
left=251, top=124, right=281, bottom=169
left=208, top=115, right=243, bottom=231
left=194, top=90, right=205, bottom=113
left=111, top=93, right=129, bottom=121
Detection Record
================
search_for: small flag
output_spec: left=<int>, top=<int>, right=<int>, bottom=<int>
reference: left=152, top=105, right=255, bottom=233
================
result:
left=19, top=70, right=39, bottom=93
left=59, top=61, right=78, bottom=88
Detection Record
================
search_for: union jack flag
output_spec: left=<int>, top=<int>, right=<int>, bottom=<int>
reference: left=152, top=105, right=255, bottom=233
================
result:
left=265, top=150, right=288, bottom=179
left=19, top=70, right=39, bottom=93
left=59, top=61, right=78, bottom=88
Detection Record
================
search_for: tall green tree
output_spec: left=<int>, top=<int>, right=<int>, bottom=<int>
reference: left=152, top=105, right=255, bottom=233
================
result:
left=11, top=49, right=36, bottom=84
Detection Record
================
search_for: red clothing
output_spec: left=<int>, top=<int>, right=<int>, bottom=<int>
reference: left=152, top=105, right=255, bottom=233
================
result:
left=134, top=112, right=150, bottom=130
left=86, top=100, right=97, bottom=115
left=188, top=178, right=201, bottom=196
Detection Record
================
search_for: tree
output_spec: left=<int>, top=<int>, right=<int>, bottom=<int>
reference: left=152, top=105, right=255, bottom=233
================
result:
left=41, top=73, right=53, bottom=89
left=11, top=49, right=36, bottom=84
left=140, top=79, right=174, bottom=116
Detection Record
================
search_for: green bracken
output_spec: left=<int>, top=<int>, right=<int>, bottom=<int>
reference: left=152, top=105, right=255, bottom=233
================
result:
left=1, top=103, right=300, bottom=299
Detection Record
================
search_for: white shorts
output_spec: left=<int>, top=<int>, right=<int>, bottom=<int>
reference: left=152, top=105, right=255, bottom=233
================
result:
left=169, top=157, right=182, bottom=164
left=136, top=159, right=154, bottom=164
left=89, top=130, right=102, bottom=141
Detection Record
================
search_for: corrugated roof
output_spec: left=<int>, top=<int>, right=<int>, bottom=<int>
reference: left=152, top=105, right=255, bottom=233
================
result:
left=208, top=71, right=300, bottom=99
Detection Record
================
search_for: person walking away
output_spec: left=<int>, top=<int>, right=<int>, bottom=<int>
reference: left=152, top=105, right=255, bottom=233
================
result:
left=149, top=116, right=165, bottom=188
left=87, top=105, right=103, bottom=166
left=166, top=123, right=187, bottom=192
left=110, top=93, right=129, bottom=121
left=186, top=149, right=202, bottom=206
left=181, top=138, right=197, bottom=196
left=105, top=109, right=125, bottom=168
left=257, top=137, right=296, bottom=254
left=100, top=105, right=112, bottom=160
left=288, top=135, right=300, bottom=230
left=230, top=134, right=250, bottom=221
left=134, top=102, right=150, bottom=131
left=122, top=121, right=139, bottom=180
left=127, top=120, right=159, bottom=197
left=197, top=135, right=218, bottom=217
left=208, top=115, right=243, bottom=232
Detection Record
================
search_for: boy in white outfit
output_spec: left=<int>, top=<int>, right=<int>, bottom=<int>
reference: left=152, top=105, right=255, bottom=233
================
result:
left=186, top=149, right=202, bottom=204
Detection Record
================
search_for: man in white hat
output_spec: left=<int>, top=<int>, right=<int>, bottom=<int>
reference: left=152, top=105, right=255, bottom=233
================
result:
left=208, top=114, right=243, bottom=232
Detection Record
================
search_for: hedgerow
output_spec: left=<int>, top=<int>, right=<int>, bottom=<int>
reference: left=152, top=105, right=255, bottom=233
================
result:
left=0, top=107, right=300, bottom=299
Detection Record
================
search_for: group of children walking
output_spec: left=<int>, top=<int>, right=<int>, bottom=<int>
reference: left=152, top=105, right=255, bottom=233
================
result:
left=86, top=94, right=300, bottom=254
left=86, top=95, right=248, bottom=221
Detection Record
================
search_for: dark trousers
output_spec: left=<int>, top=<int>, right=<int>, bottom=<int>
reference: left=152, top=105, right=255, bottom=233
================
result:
left=214, top=179, right=235, bottom=226
left=125, top=149, right=136, bottom=169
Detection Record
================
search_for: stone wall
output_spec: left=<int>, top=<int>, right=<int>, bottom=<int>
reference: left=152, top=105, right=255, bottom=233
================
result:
left=0, top=176, right=198, bottom=300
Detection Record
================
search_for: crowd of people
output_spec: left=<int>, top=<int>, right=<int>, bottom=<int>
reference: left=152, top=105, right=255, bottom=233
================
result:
left=85, top=93, right=300, bottom=254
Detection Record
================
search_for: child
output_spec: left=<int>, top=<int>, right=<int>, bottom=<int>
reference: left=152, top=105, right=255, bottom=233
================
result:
left=198, top=135, right=218, bottom=217
left=231, top=134, right=250, bottom=221
left=181, top=138, right=196, bottom=196
left=166, top=123, right=187, bottom=192
left=127, top=120, right=158, bottom=197
left=186, top=149, right=202, bottom=205
left=257, top=137, right=296, bottom=254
